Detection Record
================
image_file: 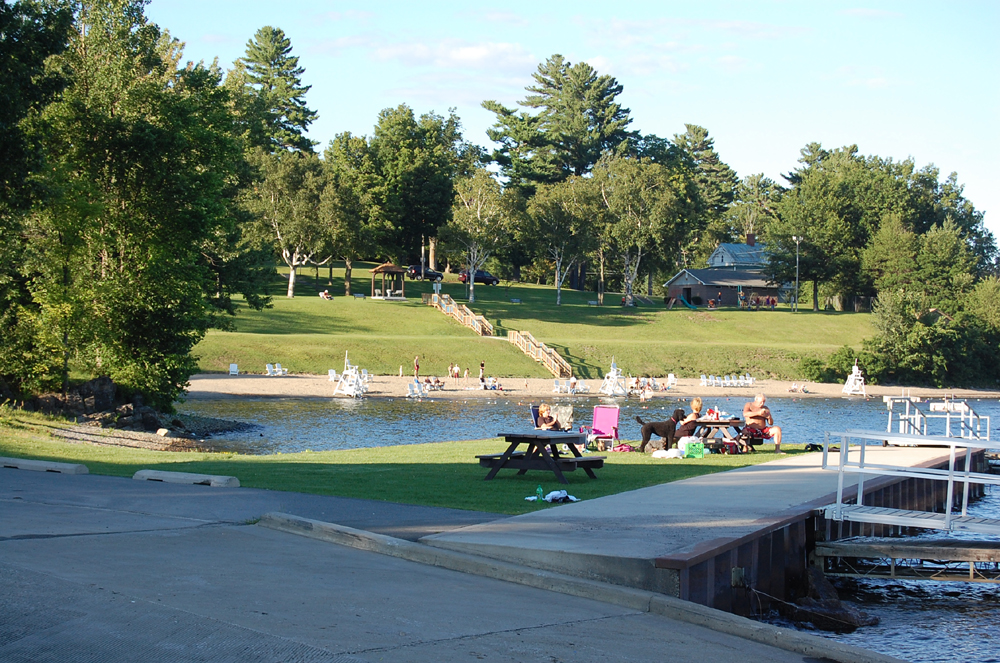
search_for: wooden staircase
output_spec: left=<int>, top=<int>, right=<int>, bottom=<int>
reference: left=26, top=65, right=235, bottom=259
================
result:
left=421, top=293, right=572, bottom=377
left=507, top=330, right=572, bottom=378
left=422, top=293, right=494, bottom=336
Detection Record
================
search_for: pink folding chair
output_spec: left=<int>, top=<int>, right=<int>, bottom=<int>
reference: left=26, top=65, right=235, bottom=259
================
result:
left=581, top=405, right=619, bottom=450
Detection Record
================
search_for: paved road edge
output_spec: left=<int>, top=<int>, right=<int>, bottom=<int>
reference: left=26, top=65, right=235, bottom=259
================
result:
left=258, top=512, right=903, bottom=663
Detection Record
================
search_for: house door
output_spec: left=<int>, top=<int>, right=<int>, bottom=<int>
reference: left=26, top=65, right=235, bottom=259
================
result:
left=683, top=287, right=692, bottom=303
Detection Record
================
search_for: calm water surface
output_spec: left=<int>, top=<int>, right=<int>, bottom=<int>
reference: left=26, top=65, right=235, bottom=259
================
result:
left=175, top=394, right=1000, bottom=662
left=176, top=394, right=913, bottom=453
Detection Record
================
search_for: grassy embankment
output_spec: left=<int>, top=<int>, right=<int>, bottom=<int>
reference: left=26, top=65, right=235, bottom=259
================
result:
left=0, top=408, right=799, bottom=515
left=195, top=262, right=872, bottom=380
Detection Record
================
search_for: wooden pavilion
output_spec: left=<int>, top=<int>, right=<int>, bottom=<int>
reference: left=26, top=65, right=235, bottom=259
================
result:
left=369, top=263, right=407, bottom=300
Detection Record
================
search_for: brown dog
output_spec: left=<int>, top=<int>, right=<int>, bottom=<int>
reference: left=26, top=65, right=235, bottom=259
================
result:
left=636, top=409, right=687, bottom=452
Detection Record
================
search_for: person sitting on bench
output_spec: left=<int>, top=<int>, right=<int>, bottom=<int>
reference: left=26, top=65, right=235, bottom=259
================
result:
left=743, top=393, right=783, bottom=453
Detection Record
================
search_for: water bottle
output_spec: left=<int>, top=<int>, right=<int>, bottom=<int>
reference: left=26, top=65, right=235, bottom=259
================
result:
left=536, top=485, right=544, bottom=503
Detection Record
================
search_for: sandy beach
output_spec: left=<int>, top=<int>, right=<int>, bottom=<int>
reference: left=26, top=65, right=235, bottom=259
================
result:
left=184, top=373, right=1000, bottom=403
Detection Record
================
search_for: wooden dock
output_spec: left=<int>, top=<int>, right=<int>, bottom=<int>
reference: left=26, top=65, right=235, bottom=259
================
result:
left=815, top=537, right=1000, bottom=583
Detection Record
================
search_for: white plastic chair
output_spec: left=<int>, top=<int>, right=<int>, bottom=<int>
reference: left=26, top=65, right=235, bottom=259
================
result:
left=274, top=363, right=289, bottom=376
left=265, top=364, right=278, bottom=376
left=667, top=374, right=678, bottom=388
left=328, top=369, right=338, bottom=382
left=229, top=364, right=238, bottom=376
left=699, top=374, right=708, bottom=387
left=553, top=379, right=562, bottom=393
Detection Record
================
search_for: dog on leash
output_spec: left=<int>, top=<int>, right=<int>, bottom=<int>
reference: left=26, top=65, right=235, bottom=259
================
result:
left=636, top=409, right=687, bottom=452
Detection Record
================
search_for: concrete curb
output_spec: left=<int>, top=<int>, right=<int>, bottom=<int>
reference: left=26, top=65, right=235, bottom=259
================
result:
left=132, top=469, right=239, bottom=487
left=1, top=456, right=88, bottom=474
left=258, top=512, right=903, bottom=663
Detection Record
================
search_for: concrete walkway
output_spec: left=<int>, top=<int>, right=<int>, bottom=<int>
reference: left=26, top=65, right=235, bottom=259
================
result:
left=424, top=447, right=951, bottom=580
left=2, top=469, right=832, bottom=663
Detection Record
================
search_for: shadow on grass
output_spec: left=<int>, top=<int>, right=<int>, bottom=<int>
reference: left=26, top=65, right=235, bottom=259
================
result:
left=56, top=456, right=782, bottom=516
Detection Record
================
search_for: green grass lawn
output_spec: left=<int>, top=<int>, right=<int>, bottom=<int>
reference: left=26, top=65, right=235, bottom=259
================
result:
left=195, top=261, right=871, bottom=380
left=0, top=410, right=800, bottom=515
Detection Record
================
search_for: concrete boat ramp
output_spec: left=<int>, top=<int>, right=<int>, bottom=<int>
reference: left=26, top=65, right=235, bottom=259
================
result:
left=424, top=447, right=960, bottom=610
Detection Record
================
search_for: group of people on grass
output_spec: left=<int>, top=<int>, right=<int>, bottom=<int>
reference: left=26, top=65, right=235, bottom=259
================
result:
left=537, top=393, right=782, bottom=455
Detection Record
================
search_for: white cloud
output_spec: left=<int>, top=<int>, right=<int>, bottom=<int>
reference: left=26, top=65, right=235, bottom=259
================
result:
left=716, top=55, right=749, bottom=72
left=374, top=40, right=536, bottom=74
left=482, top=11, right=530, bottom=27
left=840, top=8, right=904, bottom=19
left=317, top=10, right=375, bottom=22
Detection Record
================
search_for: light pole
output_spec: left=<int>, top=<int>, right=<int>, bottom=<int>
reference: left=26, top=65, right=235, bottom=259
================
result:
left=792, top=236, right=802, bottom=313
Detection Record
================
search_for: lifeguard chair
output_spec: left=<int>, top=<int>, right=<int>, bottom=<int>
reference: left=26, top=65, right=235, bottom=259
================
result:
left=842, top=361, right=867, bottom=397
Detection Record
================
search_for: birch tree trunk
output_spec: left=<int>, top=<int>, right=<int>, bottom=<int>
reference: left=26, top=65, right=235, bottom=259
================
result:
left=344, top=258, right=352, bottom=296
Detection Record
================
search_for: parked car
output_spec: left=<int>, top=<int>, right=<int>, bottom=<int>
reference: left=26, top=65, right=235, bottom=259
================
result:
left=406, top=264, right=443, bottom=282
left=458, top=269, right=499, bottom=286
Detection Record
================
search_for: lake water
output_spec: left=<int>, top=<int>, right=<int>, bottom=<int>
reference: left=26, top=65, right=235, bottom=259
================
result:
left=175, top=394, right=922, bottom=453
left=175, top=394, right=1000, bottom=662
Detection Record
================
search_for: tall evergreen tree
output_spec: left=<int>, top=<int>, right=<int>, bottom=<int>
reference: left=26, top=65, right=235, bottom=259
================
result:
left=484, top=54, right=634, bottom=188
left=238, top=26, right=317, bottom=152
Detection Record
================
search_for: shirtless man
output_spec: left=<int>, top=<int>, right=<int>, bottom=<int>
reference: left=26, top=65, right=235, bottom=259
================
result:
left=743, top=394, right=783, bottom=452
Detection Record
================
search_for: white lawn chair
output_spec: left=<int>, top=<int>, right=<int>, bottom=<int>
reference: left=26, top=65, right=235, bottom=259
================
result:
left=361, top=368, right=372, bottom=383
left=724, top=375, right=734, bottom=387
left=265, top=364, right=278, bottom=376
left=736, top=375, right=747, bottom=387
left=575, top=380, right=591, bottom=393
left=667, top=374, right=678, bottom=389
left=553, top=379, right=562, bottom=393
left=328, top=369, right=338, bottom=382
left=274, top=363, right=289, bottom=376
left=229, top=364, right=238, bottom=376
left=707, top=375, right=715, bottom=387
left=405, top=383, right=417, bottom=398
left=413, top=379, right=427, bottom=397
left=700, top=374, right=708, bottom=387
left=745, top=374, right=755, bottom=386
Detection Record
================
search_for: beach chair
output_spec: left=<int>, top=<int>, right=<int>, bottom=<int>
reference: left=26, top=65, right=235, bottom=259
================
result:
left=529, top=404, right=572, bottom=431
left=667, top=374, right=678, bottom=389
left=553, top=379, right=563, bottom=393
left=412, top=379, right=427, bottom=398
left=274, top=363, right=289, bottom=376
left=745, top=374, right=755, bottom=386
left=229, top=364, right=238, bottom=376
left=699, top=374, right=708, bottom=387
left=328, top=369, right=338, bottom=382
left=736, top=375, right=747, bottom=387
left=713, top=376, right=724, bottom=387
left=265, top=364, right=279, bottom=376
left=360, top=368, right=372, bottom=384
left=581, top=405, right=620, bottom=450
left=575, top=380, right=591, bottom=393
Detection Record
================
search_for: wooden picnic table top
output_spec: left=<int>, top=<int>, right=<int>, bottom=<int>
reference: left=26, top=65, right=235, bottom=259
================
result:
left=484, top=431, right=599, bottom=484
left=497, top=430, right=587, bottom=442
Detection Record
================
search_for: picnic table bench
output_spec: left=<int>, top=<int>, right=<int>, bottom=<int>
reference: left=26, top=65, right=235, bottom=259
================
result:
left=478, top=431, right=605, bottom=484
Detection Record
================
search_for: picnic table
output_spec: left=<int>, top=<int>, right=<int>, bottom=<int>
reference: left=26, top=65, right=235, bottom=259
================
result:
left=694, top=418, right=750, bottom=452
left=477, top=431, right=605, bottom=484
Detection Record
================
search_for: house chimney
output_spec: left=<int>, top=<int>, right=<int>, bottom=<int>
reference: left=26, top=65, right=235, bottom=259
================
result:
left=746, top=233, right=756, bottom=247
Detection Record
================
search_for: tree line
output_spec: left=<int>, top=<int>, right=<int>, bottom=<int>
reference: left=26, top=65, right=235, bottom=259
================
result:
left=2, top=1, right=997, bottom=410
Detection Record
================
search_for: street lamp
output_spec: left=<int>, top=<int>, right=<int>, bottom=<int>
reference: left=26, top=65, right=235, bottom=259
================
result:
left=791, top=236, right=802, bottom=313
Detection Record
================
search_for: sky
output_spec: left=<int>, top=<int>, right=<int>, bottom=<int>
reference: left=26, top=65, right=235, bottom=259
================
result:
left=145, top=0, right=999, bottom=236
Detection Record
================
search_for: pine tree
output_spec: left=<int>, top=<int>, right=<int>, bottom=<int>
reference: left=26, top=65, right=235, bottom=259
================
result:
left=484, top=54, right=634, bottom=187
left=239, top=26, right=317, bottom=152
